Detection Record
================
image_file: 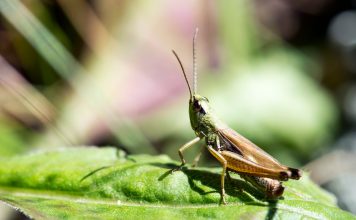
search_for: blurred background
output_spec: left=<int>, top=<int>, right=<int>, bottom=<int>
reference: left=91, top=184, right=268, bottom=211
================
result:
left=0, top=0, right=356, bottom=218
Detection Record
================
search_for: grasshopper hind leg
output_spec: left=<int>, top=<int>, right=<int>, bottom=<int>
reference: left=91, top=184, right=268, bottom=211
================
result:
left=207, top=145, right=228, bottom=205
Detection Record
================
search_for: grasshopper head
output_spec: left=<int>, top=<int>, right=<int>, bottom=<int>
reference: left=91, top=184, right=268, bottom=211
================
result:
left=173, top=29, right=212, bottom=136
left=189, top=94, right=211, bottom=135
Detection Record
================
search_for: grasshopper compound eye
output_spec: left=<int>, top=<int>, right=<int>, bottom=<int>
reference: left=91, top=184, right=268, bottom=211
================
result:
left=193, top=100, right=206, bottom=114
left=193, top=100, right=202, bottom=112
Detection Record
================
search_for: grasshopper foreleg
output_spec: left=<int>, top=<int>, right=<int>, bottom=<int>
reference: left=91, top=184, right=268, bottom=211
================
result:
left=171, top=137, right=201, bottom=173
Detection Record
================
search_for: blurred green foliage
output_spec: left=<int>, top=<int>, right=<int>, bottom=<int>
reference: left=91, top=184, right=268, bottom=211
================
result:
left=0, top=118, right=26, bottom=157
left=0, top=0, right=338, bottom=162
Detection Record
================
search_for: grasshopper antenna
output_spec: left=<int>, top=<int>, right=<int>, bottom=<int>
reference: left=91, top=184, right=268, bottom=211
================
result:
left=193, top=28, right=198, bottom=94
left=172, top=50, right=193, bottom=99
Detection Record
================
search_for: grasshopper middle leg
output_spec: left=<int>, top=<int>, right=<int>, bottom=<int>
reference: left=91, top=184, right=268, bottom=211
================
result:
left=192, top=145, right=204, bottom=167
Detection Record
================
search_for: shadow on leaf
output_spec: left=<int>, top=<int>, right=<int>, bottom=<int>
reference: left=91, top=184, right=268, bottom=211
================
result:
left=151, top=162, right=280, bottom=219
left=81, top=160, right=280, bottom=219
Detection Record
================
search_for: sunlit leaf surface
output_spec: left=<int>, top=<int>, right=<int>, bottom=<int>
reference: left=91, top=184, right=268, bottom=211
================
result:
left=0, top=147, right=353, bottom=219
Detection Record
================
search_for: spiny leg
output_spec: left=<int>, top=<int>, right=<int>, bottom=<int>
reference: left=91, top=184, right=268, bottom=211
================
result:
left=171, top=137, right=201, bottom=173
left=207, top=145, right=228, bottom=205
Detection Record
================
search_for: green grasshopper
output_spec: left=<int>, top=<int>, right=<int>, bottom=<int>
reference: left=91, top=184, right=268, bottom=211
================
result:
left=172, top=28, right=302, bottom=204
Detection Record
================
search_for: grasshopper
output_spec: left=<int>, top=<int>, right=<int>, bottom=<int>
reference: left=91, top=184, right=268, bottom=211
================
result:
left=171, top=28, right=302, bottom=204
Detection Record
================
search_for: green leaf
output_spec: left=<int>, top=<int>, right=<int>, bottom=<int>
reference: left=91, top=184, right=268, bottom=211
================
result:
left=0, top=147, right=354, bottom=219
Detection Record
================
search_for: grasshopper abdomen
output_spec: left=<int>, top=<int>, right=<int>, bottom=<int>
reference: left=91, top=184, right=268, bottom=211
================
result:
left=239, top=174, right=285, bottom=199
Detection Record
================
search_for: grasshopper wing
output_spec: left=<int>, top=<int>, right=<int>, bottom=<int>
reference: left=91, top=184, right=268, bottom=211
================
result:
left=218, top=127, right=301, bottom=179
